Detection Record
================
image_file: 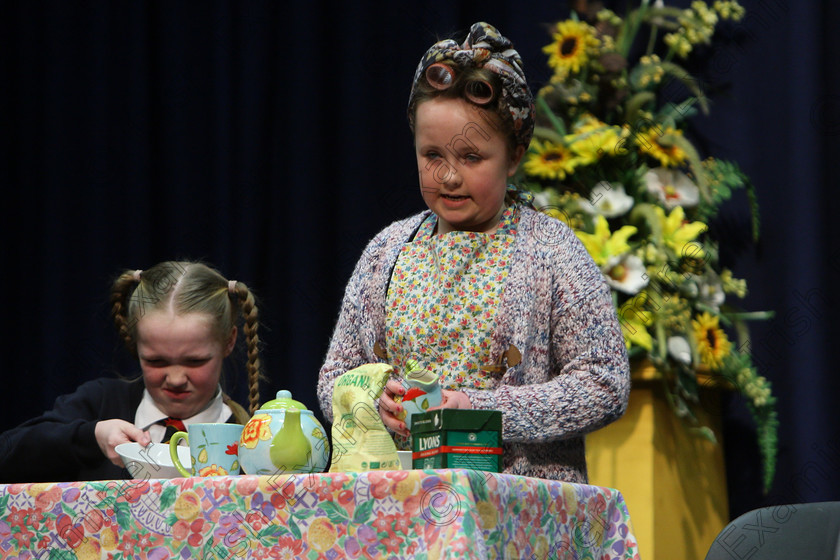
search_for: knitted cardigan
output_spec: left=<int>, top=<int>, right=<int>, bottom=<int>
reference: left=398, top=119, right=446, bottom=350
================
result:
left=317, top=206, right=630, bottom=482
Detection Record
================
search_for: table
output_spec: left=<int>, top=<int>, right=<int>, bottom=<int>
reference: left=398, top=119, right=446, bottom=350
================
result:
left=0, top=469, right=640, bottom=559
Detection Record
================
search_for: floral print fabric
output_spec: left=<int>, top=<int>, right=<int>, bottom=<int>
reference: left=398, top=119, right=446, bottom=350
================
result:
left=385, top=205, right=518, bottom=391
left=0, top=470, right=640, bottom=559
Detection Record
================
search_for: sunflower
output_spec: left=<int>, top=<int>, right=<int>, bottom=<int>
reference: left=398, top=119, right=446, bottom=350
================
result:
left=542, top=20, right=600, bottom=79
left=692, top=311, right=732, bottom=369
left=635, top=126, right=689, bottom=167
left=523, top=139, right=580, bottom=180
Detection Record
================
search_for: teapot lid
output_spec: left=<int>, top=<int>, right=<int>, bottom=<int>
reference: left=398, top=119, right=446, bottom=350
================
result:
left=259, top=390, right=307, bottom=411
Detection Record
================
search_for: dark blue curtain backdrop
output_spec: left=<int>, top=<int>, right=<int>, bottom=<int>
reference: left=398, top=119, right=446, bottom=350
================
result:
left=1, top=0, right=837, bottom=517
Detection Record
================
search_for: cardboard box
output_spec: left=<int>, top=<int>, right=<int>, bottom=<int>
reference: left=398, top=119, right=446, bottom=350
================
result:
left=410, top=409, right=502, bottom=472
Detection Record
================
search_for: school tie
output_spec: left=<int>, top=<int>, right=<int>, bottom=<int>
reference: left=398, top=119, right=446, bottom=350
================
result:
left=160, top=417, right=186, bottom=444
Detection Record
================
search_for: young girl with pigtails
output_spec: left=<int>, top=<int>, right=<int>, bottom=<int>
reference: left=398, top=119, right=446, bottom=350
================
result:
left=0, top=261, right=263, bottom=482
left=318, top=22, right=630, bottom=482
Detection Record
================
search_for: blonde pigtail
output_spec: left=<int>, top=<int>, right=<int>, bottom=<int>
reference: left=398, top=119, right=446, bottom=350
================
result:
left=230, top=281, right=262, bottom=416
left=110, top=270, right=141, bottom=354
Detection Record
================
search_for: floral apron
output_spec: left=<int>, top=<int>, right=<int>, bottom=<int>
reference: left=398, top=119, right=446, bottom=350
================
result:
left=385, top=205, right=519, bottom=404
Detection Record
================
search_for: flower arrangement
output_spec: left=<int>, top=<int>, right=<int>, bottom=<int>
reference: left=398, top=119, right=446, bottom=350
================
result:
left=518, top=0, right=778, bottom=491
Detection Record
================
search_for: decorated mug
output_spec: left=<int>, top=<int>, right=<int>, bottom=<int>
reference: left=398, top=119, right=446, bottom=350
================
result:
left=169, top=423, right=243, bottom=477
left=395, top=367, right=442, bottom=429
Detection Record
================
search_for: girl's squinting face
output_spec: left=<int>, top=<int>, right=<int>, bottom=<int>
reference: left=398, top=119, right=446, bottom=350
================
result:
left=136, top=311, right=236, bottom=419
left=415, top=97, right=523, bottom=234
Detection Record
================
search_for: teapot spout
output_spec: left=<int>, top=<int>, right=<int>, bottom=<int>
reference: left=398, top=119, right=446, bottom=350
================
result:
left=269, top=409, right=312, bottom=474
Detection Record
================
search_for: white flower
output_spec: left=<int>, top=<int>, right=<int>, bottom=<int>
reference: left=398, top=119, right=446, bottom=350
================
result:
left=696, top=272, right=726, bottom=311
left=580, top=181, right=634, bottom=217
left=603, top=254, right=649, bottom=294
left=644, top=167, right=700, bottom=209
left=667, top=336, right=692, bottom=365
left=532, top=190, right=553, bottom=211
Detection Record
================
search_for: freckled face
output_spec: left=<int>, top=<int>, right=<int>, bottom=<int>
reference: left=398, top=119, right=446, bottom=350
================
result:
left=136, top=311, right=236, bottom=419
left=415, top=97, right=523, bottom=234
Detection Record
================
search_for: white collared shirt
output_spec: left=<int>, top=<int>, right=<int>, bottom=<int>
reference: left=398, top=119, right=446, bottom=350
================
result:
left=135, top=386, right=232, bottom=443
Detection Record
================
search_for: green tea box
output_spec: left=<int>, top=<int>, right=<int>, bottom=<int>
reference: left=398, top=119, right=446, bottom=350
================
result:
left=410, top=409, right=502, bottom=472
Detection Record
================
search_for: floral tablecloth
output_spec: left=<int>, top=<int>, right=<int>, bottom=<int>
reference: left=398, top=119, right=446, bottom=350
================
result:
left=0, top=469, right=640, bottom=559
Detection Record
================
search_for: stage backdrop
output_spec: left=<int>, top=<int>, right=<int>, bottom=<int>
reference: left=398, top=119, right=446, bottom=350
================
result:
left=1, top=0, right=838, bottom=517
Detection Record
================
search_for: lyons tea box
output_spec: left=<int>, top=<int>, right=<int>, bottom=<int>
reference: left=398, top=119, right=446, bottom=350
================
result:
left=410, top=409, right=502, bottom=472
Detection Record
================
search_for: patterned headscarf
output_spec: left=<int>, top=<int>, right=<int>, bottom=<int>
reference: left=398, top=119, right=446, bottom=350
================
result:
left=407, top=22, right=535, bottom=150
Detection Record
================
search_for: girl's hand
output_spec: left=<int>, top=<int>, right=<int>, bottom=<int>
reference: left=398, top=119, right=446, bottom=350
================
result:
left=432, top=389, right=472, bottom=410
left=379, top=379, right=410, bottom=438
left=94, top=419, right=151, bottom=467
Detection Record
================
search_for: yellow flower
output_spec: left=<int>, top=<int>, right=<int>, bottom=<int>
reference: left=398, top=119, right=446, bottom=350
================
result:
left=617, top=292, right=654, bottom=351
left=536, top=192, right=584, bottom=229
left=100, top=526, right=118, bottom=550
left=566, top=115, right=628, bottom=164
left=476, top=500, right=498, bottom=529
left=664, top=30, right=693, bottom=58
left=575, top=214, right=637, bottom=266
left=574, top=114, right=603, bottom=135
left=308, top=518, right=337, bottom=552
left=714, top=0, right=745, bottom=20
left=721, top=269, right=748, bottom=298
left=659, top=297, right=693, bottom=330
left=655, top=205, right=707, bottom=257
left=596, top=9, right=622, bottom=27
left=735, top=367, right=772, bottom=407
left=198, top=464, right=228, bottom=477
left=686, top=24, right=714, bottom=46
left=392, top=477, right=420, bottom=501
left=638, top=55, right=666, bottom=86
left=523, top=139, right=580, bottom=180
left=692, top=312, right=732, bottom=369
left=636, top=126, right=689, bottom=167
left=533, top=537, right=550, bottom=559
left=26, top=483, right=51, bottom=497
left=240, top=413, right=273, bottom=449
left=73, top=539, right=101, bottom=560
left=692, top=1, right=719, bottom=26
left=542, top=20, right=600, bottom=79
left=174, top=490, right=202, bottom=521
left=538, top=83, right=557, bottom=98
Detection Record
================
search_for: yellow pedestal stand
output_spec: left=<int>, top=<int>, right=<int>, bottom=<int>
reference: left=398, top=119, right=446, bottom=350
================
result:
left=585, top=364, right=729, bottom=560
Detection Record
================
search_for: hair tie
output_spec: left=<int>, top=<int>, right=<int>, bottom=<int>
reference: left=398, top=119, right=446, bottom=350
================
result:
left=133, top=269, right=142, bottom=282
left=228, top=280, right=237, bottom=295
left=506, top=184, right=535, bottom=207
left=407, top=21, right=535, bottom=149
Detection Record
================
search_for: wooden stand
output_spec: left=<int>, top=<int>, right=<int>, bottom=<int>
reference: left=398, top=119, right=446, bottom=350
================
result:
left=585, top=364, right=729, bottom=560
